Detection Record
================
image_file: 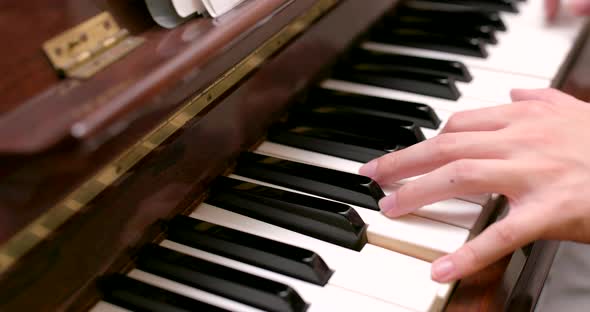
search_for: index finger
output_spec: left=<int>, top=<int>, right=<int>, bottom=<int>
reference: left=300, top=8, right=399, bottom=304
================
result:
left=359, top=131, right=507, bottom=185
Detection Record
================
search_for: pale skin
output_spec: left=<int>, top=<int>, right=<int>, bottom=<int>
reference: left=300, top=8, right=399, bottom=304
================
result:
left=545, top=0, right=590, bottom=21
left=359, top=2, right=590, bottom=283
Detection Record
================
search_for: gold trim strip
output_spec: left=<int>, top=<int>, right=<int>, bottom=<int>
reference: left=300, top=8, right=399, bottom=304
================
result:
left=0, top=0, right=339, bottom=274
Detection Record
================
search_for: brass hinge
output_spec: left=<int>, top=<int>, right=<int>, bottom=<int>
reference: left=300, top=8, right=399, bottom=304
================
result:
left=42, top=12, right=144, bottom=79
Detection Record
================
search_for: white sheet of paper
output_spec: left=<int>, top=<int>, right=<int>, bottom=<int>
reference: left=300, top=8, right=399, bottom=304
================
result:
left=172, top=0, right=207, bottom=17
left=145, top=0, right=191, bottom=29
left=201, top=0, right=247, bottom=17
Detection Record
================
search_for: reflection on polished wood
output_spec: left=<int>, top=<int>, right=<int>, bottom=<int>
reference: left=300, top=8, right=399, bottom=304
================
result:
left=0, top=0, right=588, bottom=311
left=0, top=0, right=339, bottom=275
left=0, top=0, right=395, bottom=310
left=0, top=0, right=152, bottom=115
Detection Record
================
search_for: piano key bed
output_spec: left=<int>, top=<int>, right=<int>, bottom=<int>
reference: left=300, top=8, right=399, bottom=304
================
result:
left=89, top=1, right=588, bottom=311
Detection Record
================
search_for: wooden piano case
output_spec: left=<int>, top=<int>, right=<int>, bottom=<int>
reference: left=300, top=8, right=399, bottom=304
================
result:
left=0, top=0, right=588, bottom=310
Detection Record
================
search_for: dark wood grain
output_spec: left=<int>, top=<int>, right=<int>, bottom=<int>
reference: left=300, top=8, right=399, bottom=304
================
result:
left=0, top=0, right=306, bottom=245
left=0, top=0, right=152, bottom=115
left=0, top=0, right=297, bottom=154
left=0, top=0, right=588, bottom=311
left=0, top=0, right=395, bottom=311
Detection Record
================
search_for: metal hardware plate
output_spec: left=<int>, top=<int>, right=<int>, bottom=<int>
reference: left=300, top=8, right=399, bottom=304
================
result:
left=0, top=0, right=340, bottom=273
left=42, top=12, right=144, bottom=78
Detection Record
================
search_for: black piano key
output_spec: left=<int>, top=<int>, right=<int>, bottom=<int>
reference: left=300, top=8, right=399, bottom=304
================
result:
left=302, top=88, right=441, bottom=129
left=137, top=244, right=308, bottom=312
left=332, top=65, right=461, bottom=100
left=235, top=153, right=384, bottom=210
left=394, top=5, right=507, bottom=31
left=383, top=18, right=498, bottom=44
left=285, top=111, right=425, bottom=147
left=268, top=126, right=403, bottom=163
left=346, top=49, right=472, bottom=82
left=167, top=216, right=333, bottom=285
left=422, top=0, right=519, bottom=12
left=206, top=176, right=368, bottom=251
left=99, top=274, right=229, bottom=312
left=370, top=27, right=488, bottom=58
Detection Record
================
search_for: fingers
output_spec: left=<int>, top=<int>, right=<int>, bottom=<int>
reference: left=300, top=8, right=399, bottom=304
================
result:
left=379, top=159, right=521, bottom=217
left=440, top=105, right=514, bottom=134
left=431, top=210, right=545, bottom=283
left=545, top=0, right=560, bottom=22
left=359, top=132, right=508, bottom=185
left=511, top=88, right=580, bottom=105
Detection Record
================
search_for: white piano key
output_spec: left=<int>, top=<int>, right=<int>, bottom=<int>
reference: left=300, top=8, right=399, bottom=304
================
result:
left=191, top=203, right=443, bottom=311
left=422, top=127, right=439, bottom=139
left=228, top=173, right=472, bottom=256
left=89, top=301, right=131, bottom=312
left=489, top=19, right=584, bottom=74
left=258, top=141, right=360, bottom=173
left=128, top=269, right=264, bottom=312
left=362, top=23, right=582, bottom=80
left=161, top=240, right=415, bottom=312
left=381, top=184, right=494, bottom=233
left=432, top=283, right=457, bottom=312
left=502, top=0, right=588, bottom=40
left=455, top=67, right=550, bottom=103
left=345, top=50, right=550, bottom=104
left=322, top=79, right=500, bottom=113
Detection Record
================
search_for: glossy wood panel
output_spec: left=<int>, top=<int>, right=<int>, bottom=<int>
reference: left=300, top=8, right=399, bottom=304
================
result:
left=0, top=0, right=395, bottom=310
left=0, top=0, right=152, bottom=115
left=0, top=0, right=302, bottom=245
left=0, top=0, right=301, bottom=155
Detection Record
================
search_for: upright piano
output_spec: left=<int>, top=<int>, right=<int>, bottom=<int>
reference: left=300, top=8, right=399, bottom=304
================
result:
left=0, top=0, right=588, bottom=311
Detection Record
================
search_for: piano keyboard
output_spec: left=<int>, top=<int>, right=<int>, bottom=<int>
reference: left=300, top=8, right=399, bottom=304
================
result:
left=91, top=1, right=587, bottom=311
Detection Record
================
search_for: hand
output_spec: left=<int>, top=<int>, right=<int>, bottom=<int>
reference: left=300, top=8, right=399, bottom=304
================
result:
left=545, top=0, right=590, bottom=21
left=359, top=88, right=590, bottom=283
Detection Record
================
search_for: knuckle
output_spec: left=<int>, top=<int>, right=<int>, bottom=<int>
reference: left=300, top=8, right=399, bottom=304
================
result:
left=380, top=154, right=400, bottom=175
left=492, top=222, right=517, bottom=247
left=445, top=112, right=467, bottom=130
left=432, top=134, right=458, bottom=158
left=537, top=160, right=567, bottom=178
left=448, top=159, right=478, bottom=184
left=512, top=126, right=556, bottom=147
left=458, top=243, right=481, bottom=269
left=521, top=101, right=550, bottom=115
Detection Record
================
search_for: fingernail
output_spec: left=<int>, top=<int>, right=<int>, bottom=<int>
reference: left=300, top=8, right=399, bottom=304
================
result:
left=359, top=159, right=378, bottom=179
left=378, top=193, right=397, bottom=216
left=431, top=256, right=456, bottom=282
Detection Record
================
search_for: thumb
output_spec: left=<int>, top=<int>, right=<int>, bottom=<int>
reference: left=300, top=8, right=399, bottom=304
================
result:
left=431, top=210, right=544, bottom=283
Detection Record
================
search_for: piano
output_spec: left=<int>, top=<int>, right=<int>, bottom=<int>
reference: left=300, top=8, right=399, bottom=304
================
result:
left=0, top=0, right=588, bottom=311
